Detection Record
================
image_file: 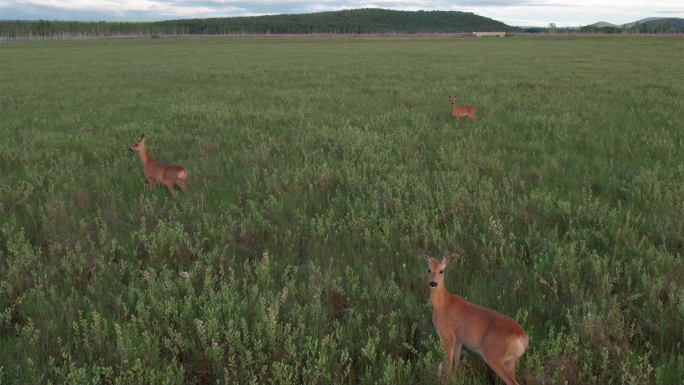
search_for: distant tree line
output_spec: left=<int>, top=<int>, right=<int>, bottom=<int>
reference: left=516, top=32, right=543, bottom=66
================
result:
left=579, top=19, right=683, bottom=34
left=0, top=19, right=167, bottom=40
left=5, top=10, right=679, bottom=41
left=522, top=19, right=683, bottom=34
left=0, top=9, right=520, bottom=40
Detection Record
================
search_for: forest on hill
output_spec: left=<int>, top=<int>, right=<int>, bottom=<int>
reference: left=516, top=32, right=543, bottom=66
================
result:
left=0, top=9, right=520, bottom=40
left=153, top=8, right=520, bottom=35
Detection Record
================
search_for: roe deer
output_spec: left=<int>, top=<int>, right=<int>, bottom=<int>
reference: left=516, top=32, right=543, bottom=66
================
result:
left=129, top=134, right=188, bottom=196
left=449, top=94, right=475, bottom=121
left=423, top=249, right=528, bottom=385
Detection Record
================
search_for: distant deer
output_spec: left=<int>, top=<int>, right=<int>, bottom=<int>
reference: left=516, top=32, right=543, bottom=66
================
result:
left=423, top=249, right=528, bottom=385
left=449, top=94, right=475, bottom=121
left=129, top=134, right=188, bottom=196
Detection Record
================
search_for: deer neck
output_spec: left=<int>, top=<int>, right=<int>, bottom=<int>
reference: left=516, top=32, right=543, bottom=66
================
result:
left=138, top=147, right=153, bottom=165
left=429, top=284, right=451, bottom=309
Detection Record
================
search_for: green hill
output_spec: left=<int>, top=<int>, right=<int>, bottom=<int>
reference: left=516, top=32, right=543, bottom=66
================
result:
left=591, top=21, right=621, bottom=28
left=153, top=8, right=520, bottom=35
left=585, top=17, right=684, bottom=33
left=640, top=17, right=684, bottom=29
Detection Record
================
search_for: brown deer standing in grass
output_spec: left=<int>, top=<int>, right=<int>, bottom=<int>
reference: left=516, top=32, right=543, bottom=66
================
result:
left=449, top=94, right=475, bottom=122
left=423, top=249, right=528, bottom=385
left=129, top=134, right=188, bottom=196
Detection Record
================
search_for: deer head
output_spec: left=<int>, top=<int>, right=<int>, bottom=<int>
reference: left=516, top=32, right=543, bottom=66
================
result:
left=423, top=249, right=452, bottom=289
left=129, top=134, right=147, bottom=152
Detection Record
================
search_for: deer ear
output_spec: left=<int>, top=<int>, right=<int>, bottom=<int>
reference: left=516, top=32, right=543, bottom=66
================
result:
left=442, top=250, right=453, bottom=265
left=421, top=249, right=432, bottom=262
left=141, top=134, right=146, bottom=141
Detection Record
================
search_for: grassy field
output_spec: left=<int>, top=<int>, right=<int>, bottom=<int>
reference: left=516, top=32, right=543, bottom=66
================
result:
left=0, top=35, right=683, bottom=384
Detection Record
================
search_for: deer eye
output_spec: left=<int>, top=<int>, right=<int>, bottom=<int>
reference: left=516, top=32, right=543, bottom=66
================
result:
left=439, top=270, right=444, bottom=274
left=427, top=269, right=431, bottom=273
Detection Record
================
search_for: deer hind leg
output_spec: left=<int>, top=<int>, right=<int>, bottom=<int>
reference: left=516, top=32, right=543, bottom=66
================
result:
left=482, top=350, right=519, bottom=385
left=503, top=346, right=524, bottom=385
left=165, top=181, right=177, bottom=196
left=484, top=357, right=518, bottom=385
left=504, top=357, right=519, bottom=384
left=177, top=179, right=188, bottom=193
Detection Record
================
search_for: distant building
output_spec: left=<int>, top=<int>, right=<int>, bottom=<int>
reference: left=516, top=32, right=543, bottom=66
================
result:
left=473, top=32, right=506, bottom=37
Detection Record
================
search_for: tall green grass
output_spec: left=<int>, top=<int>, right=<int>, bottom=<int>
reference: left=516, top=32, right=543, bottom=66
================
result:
left=0, top=35, right=683, bottom=384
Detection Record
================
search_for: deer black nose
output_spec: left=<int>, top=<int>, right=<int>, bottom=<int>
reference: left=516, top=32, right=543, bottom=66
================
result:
left=129, top=148, right=133, bottom=152
left=429, top=282, right=437, bottom=288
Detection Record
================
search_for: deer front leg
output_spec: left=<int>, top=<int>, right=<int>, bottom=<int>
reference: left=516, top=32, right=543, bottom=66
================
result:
left=452, top=342, right=463, bottom=371
left=147, top=176, right=156, bottom=192
left=442, top=335, right=456, bottom=375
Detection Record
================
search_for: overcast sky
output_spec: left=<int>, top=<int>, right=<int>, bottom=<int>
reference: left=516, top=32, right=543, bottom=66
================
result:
left=1, top=0, right=683, bottom=27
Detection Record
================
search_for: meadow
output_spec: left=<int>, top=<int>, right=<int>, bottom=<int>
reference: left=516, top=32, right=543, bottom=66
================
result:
left=0, top=35, right=683, bottom=384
